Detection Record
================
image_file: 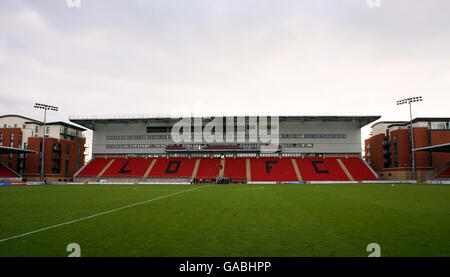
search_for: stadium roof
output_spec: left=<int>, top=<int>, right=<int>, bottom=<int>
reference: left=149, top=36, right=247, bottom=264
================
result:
left=31, top=121, right=86, bottom=131
left=70, top=114, right=381, bottom=130
left=0, top=146, right=36, bottom=154
left=0, top=114, right=85, bottom=131
left=0, top=114, right=42, bottom=124
left=371, top=117, right=450, bottom=128
left=415, top=143, right=450, bottom=153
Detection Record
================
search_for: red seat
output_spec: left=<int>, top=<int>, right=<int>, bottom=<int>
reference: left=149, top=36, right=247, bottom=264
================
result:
left=250, top=158, right=298, bottom=182
left=76, top=158, right=112, bottom=178
left=341, top=158, right=378, bottom=181
left=0, top=163, right=17, bottom=178
left=224, top=158, right=247, bottom=180
left=296, top=158, right=349, bottom=181
left=102, top=158, right=154, bottom=178
left=436, top=166, right=450, bottom=179
left=148, top=158, right=196, bottom=178
left=196, top=158, right=221, bottom=179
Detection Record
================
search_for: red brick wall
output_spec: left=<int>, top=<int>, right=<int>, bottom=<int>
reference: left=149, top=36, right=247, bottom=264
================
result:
left=413, top=128, right=432, bottom=168
left=365, top=127, right=450, bottom=180
left=430, top=130, right=450, bottom=167
left=390, top=129, right=413, bottom=168
left=0, top=128, right=23, bottom=171
left=23, top=136, right=85, bottom=181
left=365, top=134, right=385, bottom=172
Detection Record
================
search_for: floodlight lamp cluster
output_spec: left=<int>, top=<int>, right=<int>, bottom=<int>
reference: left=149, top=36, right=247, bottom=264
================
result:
left=34, top=103, right=58, bottom=111
left=397, top=96, right=423, bottom=105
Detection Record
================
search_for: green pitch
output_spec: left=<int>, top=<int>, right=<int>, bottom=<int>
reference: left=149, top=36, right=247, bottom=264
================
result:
left=0, top=183, right=449, bottom=257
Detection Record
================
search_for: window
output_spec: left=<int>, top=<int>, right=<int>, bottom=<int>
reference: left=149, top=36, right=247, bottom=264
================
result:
left=146, top=127, right=170, bottom=133
left=260, top=153, right=277, bottom=157
left=66, top=145, right=70, bottom=160
left=77, top=140, right=81, bottom=170
left=280, top=143, right=313, bottom=148
left=10, top=133, right=14, bottom=147
left=65, top=145, right=70, bottom=177
left=279, top=133, right=346, bottom=139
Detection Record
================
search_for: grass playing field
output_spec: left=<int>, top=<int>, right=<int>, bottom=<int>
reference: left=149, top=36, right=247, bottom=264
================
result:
left=0, top=183, right=449, bottom=257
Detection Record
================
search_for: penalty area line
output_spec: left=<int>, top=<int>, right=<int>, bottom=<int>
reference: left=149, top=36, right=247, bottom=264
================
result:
left=0, top=185, right=206, bottom=243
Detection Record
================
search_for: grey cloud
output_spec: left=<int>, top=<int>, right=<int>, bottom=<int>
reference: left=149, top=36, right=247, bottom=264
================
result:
left=0, top=0, right=449, bottom=146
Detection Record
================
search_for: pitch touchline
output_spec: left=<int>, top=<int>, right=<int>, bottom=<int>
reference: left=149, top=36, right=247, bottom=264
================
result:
left=0, top=186, right=206, bottom=243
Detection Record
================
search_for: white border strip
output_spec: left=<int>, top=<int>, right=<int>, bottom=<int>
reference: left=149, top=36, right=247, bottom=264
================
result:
left=307, top=181, right=359, bottom=184
left=0, top=186, right=204, bottom=243
left=361, top=180, right=417, bottom=184
left=51, top=182, right=192, bottom=185
left=248, top=181, right=277, bottom=184
left=426, top=180, right=450, bottom=184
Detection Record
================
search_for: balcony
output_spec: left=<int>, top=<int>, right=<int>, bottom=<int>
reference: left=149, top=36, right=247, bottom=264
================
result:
left=60, top=128, right=83, bottom=138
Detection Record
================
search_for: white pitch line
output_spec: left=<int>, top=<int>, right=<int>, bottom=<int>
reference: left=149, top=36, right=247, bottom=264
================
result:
left=0, top=186, right=205, bottom=243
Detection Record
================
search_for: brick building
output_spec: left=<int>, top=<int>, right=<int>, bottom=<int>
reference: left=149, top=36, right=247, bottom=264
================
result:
left=0, top=115, right=86, bottom=182
left=365, top=118, right=450, bottom=180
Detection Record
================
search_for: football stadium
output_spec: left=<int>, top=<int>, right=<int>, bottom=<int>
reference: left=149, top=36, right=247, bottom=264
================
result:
left=1, top=114, right=449, bottom=257
left=1, top=1, right=450, bottom=265
left=70, top=115, right=380, bottom=184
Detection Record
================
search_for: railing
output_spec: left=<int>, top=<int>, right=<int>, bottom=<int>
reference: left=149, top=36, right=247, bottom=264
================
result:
left=427, top=161, right=450, bottom=179
left=60, top=128, right=82, bottom=138
left=428, top=125, right=449, bottom=131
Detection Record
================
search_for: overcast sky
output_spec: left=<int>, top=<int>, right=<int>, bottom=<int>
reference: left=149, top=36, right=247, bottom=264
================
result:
left=1, top=0, right=449, bottom=155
